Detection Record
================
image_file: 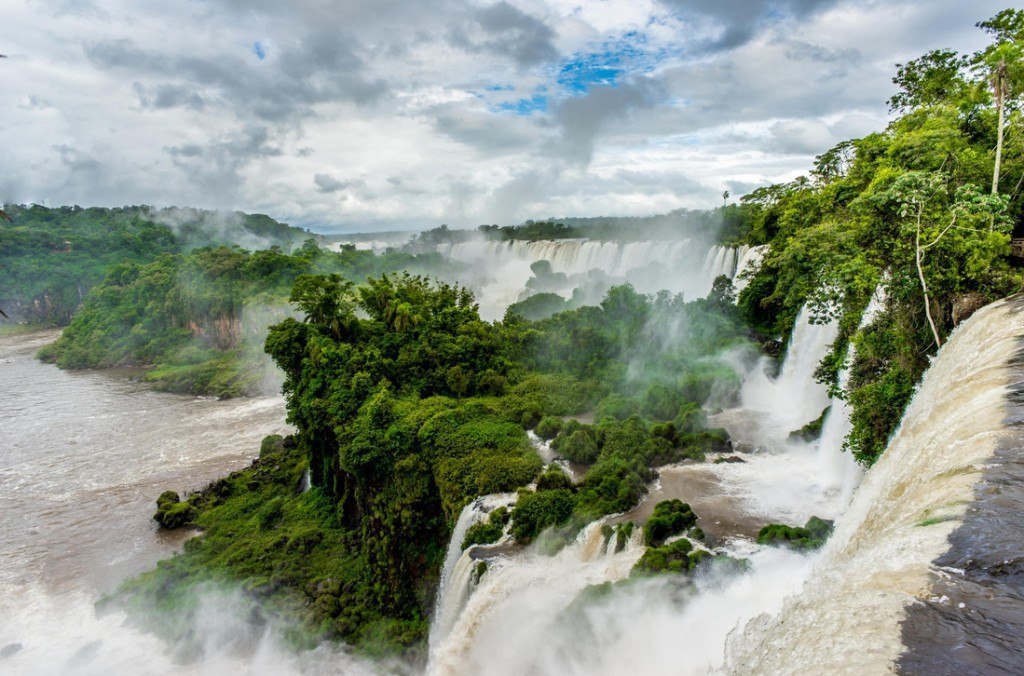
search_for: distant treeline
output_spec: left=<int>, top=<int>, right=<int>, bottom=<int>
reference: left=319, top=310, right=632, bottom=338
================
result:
left=410, top=208, right=746, bottom=248
left=40, top=241, right=458, bottom=397
left=0, top=204, right=316, bottom=325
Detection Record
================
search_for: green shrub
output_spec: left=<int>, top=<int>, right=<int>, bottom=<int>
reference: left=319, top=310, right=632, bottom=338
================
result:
left=510, top=489, right=576, bottom=543
left=462, top=505, right=512, bottom=549
left=535, top=416, right=564, bottom=440
left=643, top=500, right=697, bottom=546
left=756, top=516, right=834, bottom=550
left=559, top=430, right=600, bottom=465
left=462, top=521, right=504, bottom=549
left=536, top=466, right=573, bottom=491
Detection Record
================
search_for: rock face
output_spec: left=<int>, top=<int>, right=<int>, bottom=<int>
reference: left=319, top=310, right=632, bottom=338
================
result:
left=951, top=291, right=988, bottom=326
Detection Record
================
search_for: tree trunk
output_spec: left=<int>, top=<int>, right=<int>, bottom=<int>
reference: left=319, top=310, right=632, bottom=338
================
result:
left=915, top=206, right=942, bottom=348
left=993, top=60, right=1007, bottom=197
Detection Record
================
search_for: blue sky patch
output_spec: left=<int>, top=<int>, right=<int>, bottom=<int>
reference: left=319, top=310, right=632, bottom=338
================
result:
left=252, top=41, right=267, bottom=60
left=494, top=94, right=549, bottom=116
left=556, top=30, right=679, bottom=95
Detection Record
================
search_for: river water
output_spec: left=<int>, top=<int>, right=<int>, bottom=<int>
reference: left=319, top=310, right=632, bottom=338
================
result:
left=0, top=331, right=386, bottom=674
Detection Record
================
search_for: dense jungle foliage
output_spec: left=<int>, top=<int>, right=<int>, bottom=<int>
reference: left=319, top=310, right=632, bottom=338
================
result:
left=0, top=204, right=315, bottom=325
left=39, top=241, right=455, bottom=396
left=118, top=272, right=749, bottom=657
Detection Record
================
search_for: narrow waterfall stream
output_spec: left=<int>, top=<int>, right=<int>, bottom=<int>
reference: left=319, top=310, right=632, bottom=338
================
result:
left=431, top=493, right=518, bottom=655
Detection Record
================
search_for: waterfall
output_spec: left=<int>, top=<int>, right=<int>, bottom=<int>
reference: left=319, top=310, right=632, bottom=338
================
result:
left=704, top=304, right=852, bottom=527
left=814, top=286, right=887, bottom=508
left=436, top=239, right=748, bottom=320
left=430, top=494, right=517, bottom=656
left=738, top=305, right=838, bottom=443
left=528, top=431, right=582, bottom=483
left=427, top=518, right=644, bottom=676
left=725, top=296, right=1021, bottom=673
left=698, top=245, right=739, bottom=296
left=732, top=244, right=768, bottom=295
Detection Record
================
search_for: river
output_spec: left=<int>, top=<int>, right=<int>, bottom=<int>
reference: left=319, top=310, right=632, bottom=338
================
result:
left=0, top=331, right=386, bottom=674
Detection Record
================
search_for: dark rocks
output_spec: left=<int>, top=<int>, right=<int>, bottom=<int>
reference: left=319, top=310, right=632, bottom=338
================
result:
left=952, top=292, right=988, bottom=326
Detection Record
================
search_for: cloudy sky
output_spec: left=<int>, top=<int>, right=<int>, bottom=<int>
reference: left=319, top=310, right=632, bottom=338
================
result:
left=2, top=0, right=1012, bottom=233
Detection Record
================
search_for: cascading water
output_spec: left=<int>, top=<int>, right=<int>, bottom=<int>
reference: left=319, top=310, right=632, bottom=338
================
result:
left=430, top=494, right=518, bottom=656
left=735, top=304, right=838, bottom=447
left=725, top=296, right=1023, bottom=673
left=436, top=239, right=748, bottom=320
left=429, top=300, right=859, bottom=675
left=427, top=518, right=644, bottom=676
left=814, top=286, right=887, bottom=508
left=732, top=245, right=768, bottom=295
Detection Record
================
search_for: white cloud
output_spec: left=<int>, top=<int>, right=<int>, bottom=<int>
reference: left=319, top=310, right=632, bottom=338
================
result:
left=0, top=0, right=1011, bottom=231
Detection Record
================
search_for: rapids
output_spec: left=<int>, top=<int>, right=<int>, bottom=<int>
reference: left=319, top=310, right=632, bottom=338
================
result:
left=426, top=299, right=867, bottom=674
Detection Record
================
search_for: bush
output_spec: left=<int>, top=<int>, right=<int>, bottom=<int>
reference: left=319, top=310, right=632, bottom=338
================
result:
left=563, top=430, right=600, bottom=465
left=510, top=489, right=575, bottom=543
left=461, top=506, right=511, bottom=549
left=756, top=516, right=834, bottom=550
left=535, top=416, right=564, bottom=440
left=536, top=466, right=573, bottom=491
left=643, top=500, right=697, bottom=546
left=520, top=409, right=542, bottom=429
left=462, top=521, right=504, bottom=550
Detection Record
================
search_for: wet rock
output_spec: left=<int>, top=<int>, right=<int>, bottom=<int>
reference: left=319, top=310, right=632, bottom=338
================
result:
left=1, top=643, right=22, bottom=658
left=952, top=292, right=988, bottom=326
left=714, top=455, right=746, bottom=464
left=761, top=339, right=783, bottom=358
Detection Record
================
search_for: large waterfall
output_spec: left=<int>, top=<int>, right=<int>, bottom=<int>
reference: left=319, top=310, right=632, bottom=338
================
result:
left=725, top=295, right=1024, bottom=673
left=428, top=519, right=645, bottom=675
left=436, top=239, right=752, bottom=320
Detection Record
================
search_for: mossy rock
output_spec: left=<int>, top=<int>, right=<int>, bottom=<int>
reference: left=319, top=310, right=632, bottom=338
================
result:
left=788, top=407, right=830, bottom=443
left=154, top=491, right=197, bottom=529
left=633, top=538, right=695, bottom=575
